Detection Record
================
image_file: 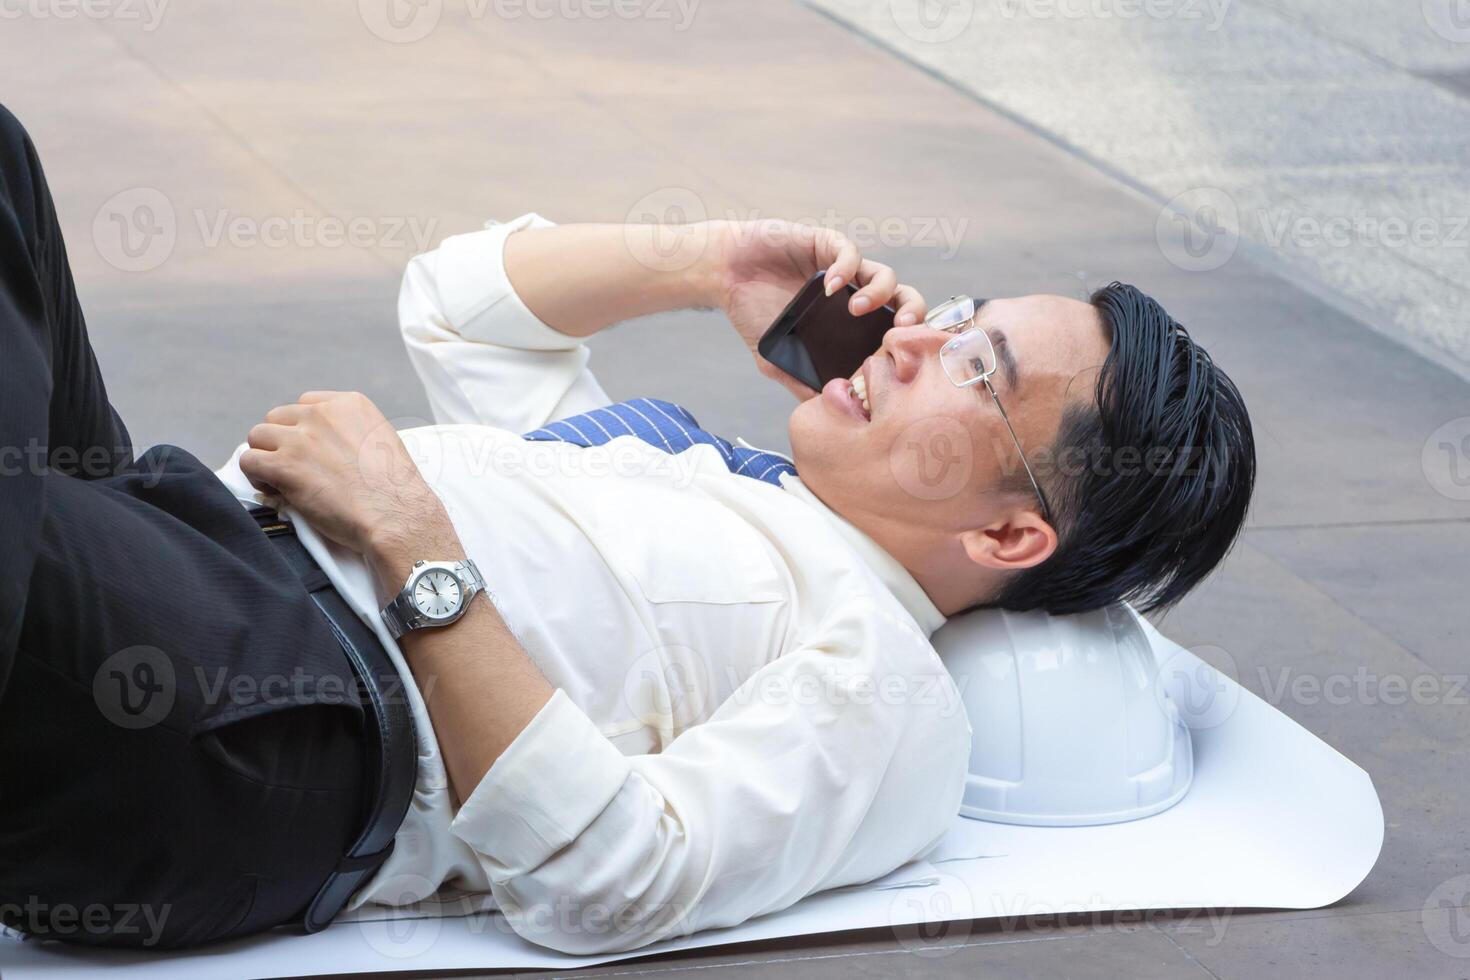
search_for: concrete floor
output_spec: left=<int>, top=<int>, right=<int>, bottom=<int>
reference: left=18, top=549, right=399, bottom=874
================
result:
left=810, top=0, right=1470, bottom=378
left=1, top=1, right=1467, bottom=977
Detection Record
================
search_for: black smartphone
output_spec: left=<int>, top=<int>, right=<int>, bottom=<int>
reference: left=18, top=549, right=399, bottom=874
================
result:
left=757, top=271, right=896, bottom=390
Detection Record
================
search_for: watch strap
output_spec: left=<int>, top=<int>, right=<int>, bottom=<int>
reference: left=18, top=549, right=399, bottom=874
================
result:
left=453, top=559, right=486, bottom=599
left=382, top=590, right=418, bottom=639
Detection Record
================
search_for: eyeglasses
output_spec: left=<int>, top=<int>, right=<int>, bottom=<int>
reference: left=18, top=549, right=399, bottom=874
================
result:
left=925, top=295, right=1053, bottom=523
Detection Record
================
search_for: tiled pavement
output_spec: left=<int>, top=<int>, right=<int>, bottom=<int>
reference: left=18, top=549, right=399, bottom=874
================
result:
left=0, top=1, right=1466, bottom=977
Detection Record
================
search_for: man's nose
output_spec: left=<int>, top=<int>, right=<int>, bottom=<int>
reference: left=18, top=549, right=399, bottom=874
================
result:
left=882, top=324, right=947, bottom=383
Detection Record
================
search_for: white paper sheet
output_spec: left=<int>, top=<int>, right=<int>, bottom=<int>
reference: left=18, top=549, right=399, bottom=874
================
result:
left=0, top=621, right=1384, bottom=978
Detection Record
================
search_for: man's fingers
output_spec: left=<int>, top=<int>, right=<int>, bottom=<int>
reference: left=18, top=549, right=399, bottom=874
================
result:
left=247, top=422, right=292, bottom=451
left=890, top=283, right=930, bottom=327
left=297, top=390, right=349, bottom=405
left=817, top=229, right=861, bottom=296
left=238, top=447, right=283, bottom=495
left=264, top=403, right=311, bottom=425
left=848, top=260, right=898, bottom=316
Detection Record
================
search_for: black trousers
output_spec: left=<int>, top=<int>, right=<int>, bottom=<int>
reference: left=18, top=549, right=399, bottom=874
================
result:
left=0, top=104, right=369, bottom=949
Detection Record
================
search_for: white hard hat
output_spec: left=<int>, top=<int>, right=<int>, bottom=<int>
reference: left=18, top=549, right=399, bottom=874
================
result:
left=933, top=604, right=1193, bottom=827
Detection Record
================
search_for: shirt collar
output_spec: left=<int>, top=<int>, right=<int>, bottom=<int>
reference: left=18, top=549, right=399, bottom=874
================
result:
left=779, top=474, right=947, bottom=637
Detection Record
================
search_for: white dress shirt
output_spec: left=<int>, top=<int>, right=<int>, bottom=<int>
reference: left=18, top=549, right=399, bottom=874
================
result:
left=213, top=213, right=972, bottom=955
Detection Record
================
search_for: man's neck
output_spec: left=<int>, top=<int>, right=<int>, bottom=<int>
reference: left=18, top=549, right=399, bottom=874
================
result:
left=821, top=495, right=992, bottom=620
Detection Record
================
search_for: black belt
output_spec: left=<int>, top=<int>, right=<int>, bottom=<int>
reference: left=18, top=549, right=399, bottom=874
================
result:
left=250, top=507, right=419, bottom=933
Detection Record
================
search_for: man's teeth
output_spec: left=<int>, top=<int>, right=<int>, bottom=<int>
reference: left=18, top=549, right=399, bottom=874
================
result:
left=851, top=374, right=871, bottom=417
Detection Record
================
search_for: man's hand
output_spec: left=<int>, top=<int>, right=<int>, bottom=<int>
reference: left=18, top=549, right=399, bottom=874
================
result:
left=240, top=391, right=442, bottom=562
left=705, top=220, right=930, bottom=400
left=240, top=391, right=555, bottom=798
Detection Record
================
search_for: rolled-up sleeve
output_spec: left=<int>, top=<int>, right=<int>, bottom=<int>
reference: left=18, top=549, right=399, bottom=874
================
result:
left=398, top=213, right=611, bottom=432
left=449, top=597, right=972, bottom=954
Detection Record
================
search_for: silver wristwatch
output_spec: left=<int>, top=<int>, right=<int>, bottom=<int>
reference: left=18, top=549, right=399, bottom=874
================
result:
left=381, top=559, right=486, bottom=639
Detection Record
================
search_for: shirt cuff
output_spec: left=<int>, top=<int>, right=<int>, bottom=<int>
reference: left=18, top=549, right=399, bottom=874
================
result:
left=434, top=212, right=580, bottom=352
left=450, top=689, right=631, bottom=879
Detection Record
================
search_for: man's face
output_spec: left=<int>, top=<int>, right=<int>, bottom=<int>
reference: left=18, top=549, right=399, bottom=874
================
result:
left=789, top=293, right=1110, bottom=545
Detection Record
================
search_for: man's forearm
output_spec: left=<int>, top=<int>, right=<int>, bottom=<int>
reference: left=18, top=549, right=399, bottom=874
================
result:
left=367, top=502, right=553, bottom=804
left=503, top=221, right=725, bottom=338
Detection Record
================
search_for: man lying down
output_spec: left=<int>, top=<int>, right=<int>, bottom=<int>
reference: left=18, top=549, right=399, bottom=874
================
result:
left=0, top=104, right=1255, bottom=954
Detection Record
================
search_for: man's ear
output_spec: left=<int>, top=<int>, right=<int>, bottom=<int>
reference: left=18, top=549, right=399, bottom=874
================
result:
left=958, top=510, right=1058, bottom=572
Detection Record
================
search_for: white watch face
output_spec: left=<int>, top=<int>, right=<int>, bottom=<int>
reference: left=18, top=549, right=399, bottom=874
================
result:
left=411, top=568, right=463, bottom=620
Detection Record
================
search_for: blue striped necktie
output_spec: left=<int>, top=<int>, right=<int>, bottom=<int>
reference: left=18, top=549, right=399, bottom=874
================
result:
left=523, top=398, right=796, bottom=487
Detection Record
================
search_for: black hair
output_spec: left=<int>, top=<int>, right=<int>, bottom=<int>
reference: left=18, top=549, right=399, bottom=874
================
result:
left=990, top=282, right=1255, bottom=615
